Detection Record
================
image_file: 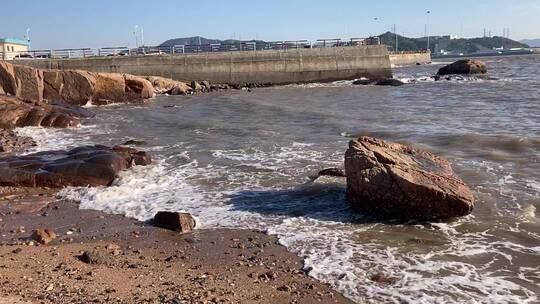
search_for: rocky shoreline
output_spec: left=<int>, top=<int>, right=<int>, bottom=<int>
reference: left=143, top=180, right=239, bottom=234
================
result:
left=0, top=61, right=355, bottom=303
left=0, top=60, right=479, bottom=303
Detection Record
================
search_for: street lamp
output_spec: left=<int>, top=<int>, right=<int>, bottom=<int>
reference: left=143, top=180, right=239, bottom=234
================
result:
left=134, top=25, right=139, bottom=48
left=25, top=28, right=31, bottom=51
left=426, top=11, right=431, bottom=52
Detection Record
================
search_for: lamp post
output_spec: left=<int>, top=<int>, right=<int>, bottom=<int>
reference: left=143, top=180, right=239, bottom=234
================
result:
left=134, top=25, right=139, bottom=49
left=25, top=28, right=31, bottom=51
left=426, top=10, right=431, bottom=52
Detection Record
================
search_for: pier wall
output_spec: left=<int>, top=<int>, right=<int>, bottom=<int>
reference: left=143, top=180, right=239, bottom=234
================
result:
left=11, top=45, right=392, bottom=84
left=389, top=52, right=432, bottom=66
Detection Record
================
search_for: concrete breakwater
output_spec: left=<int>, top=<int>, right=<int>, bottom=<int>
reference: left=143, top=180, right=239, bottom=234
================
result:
left=11, top=45, right=392, bottom=85
left=389, top=52, right=432, bottom=66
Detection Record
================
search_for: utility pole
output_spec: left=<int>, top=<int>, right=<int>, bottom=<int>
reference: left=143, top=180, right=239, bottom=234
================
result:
left=393, top=24, right=398, bottom=52
left=25, top=28, right=31, bottom=51
left=140, top=27, right=144, bottom=47
left=426, top=11, right=431, bottom=52
left=134, top=25, right=139, bottom=48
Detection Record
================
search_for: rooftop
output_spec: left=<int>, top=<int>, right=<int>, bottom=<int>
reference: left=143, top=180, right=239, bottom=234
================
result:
left=0, top=37, right=30, bottom=46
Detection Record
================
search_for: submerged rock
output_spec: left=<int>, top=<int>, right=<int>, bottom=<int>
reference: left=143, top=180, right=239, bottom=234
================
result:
left=0, top=145, right=151, bottom=188
left=345, top=136, right=474, bottom=221
left=375, top=78, right=405, bottom=86
left=437, top=59, right=487, bottom=75
left=153, top=211, right=196, bottom=233
left=352, top=79, right=374, bottom=85
left=310, top=168, right=347, bottom=181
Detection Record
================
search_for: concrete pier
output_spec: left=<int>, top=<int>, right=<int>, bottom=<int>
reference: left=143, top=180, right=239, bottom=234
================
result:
left=11, top=45, right=391, bottom=85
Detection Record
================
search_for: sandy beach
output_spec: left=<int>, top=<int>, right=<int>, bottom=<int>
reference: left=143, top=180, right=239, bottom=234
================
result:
left=0, top=188, right=353, bottom=304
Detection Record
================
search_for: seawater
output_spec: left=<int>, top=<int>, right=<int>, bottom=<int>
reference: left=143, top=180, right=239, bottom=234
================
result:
left=15, top=55, right=540, bottom=303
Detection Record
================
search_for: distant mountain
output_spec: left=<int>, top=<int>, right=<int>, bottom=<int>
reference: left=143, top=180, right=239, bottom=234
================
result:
left=379, top=32, right=529, bottom=53
left=160, top=36, right=265, bottom=47
left=520, top=39, right=540, bottom=47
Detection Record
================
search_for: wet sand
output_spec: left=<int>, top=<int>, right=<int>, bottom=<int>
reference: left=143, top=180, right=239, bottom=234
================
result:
left=0, top=188, right=353, bottom=304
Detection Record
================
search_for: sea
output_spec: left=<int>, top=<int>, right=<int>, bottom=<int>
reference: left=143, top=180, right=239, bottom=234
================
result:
left=15, top=55, right=540, bottom=303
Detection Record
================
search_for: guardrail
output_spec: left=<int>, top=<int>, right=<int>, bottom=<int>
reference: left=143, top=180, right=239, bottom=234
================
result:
left=1, top=37, right=381, bottom=60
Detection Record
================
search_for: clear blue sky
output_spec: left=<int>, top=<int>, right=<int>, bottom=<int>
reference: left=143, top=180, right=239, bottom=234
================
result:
left=2, top=0, right=540, bottom=49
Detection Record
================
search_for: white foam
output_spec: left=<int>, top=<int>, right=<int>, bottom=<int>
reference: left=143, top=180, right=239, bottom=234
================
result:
left=13, top=125, right=108, bottom=154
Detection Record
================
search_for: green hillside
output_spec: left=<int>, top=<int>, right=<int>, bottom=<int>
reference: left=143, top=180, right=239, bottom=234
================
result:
left=379, top=32, right=529, bottom=53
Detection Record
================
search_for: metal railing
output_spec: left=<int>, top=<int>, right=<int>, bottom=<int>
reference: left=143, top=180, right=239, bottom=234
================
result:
left=1, top=37, right=382, bottom=60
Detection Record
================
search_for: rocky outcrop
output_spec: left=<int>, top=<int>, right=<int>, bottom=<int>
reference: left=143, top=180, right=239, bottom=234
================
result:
left=43, top=70, right=95, bottom=105
left=437, top=59, right=487, bottom=75
left=144, top=76, right=192, bottom=95
left=0, top=95, right=90, bottom=129
left=153, top=211, right=196, bottom=233
left=0, top=145, right=151, bottom=188
left=2, top=62, right=155, bottom=105
left=0, top=62, right=44, bottom=101
left=345, top=136, right=474, bottom=221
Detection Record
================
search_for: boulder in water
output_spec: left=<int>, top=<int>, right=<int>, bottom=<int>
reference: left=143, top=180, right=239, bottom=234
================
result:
left=437, top=59, right=487, bottom=75
left=375, top=78, right=405, bottom=86
left=345, top=136, right=475, bottom=221
left=352, top=79, right=375, bottom=85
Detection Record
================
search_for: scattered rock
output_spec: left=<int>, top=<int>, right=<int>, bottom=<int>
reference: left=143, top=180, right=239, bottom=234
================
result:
left=375, top=78, right=405, bottom=86
left=31, top=229, right=56, bottom=245
left=153, top=211, right=196, bottom=233
left=79, top=250, right=110, bottom=265
left=200, top=81, right=211, bottom=91
left=437, top=59, right=487, bottom=75
left=345, top=136, right=475, bottom=220
left=190, top=81, right=203, bottom=93
left=0, top=145, right=151, bottom=188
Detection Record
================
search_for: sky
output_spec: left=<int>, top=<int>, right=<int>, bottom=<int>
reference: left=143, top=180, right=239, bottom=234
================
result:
left=2, top=0, right=540, bottom=50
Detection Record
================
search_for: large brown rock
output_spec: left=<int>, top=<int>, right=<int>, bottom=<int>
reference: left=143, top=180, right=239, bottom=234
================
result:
left=0, top=145, right=152, bottom=188
left=437, top=59, right=487, bottom=75
left=144, top=76, right=192, bottom=95
left=13, top=65, right=44, bottom=102
left=43, top=70, right=96, bottom=105
left=0, top=62, right=44, bottom=101
left=345, top=137, right=474, bottom=221
left=0, top=62, right=17, bottom=95
left=0, top=95, right=87, bottom=129
left=124, top=74, right=154, bottom=100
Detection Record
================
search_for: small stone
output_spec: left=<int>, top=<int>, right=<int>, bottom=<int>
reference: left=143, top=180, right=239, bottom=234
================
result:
left=79, top=250, right=110, bottom=265
left=153, top=211, right=196, bottom=233
left=31, top=229, right=56, bottom=245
